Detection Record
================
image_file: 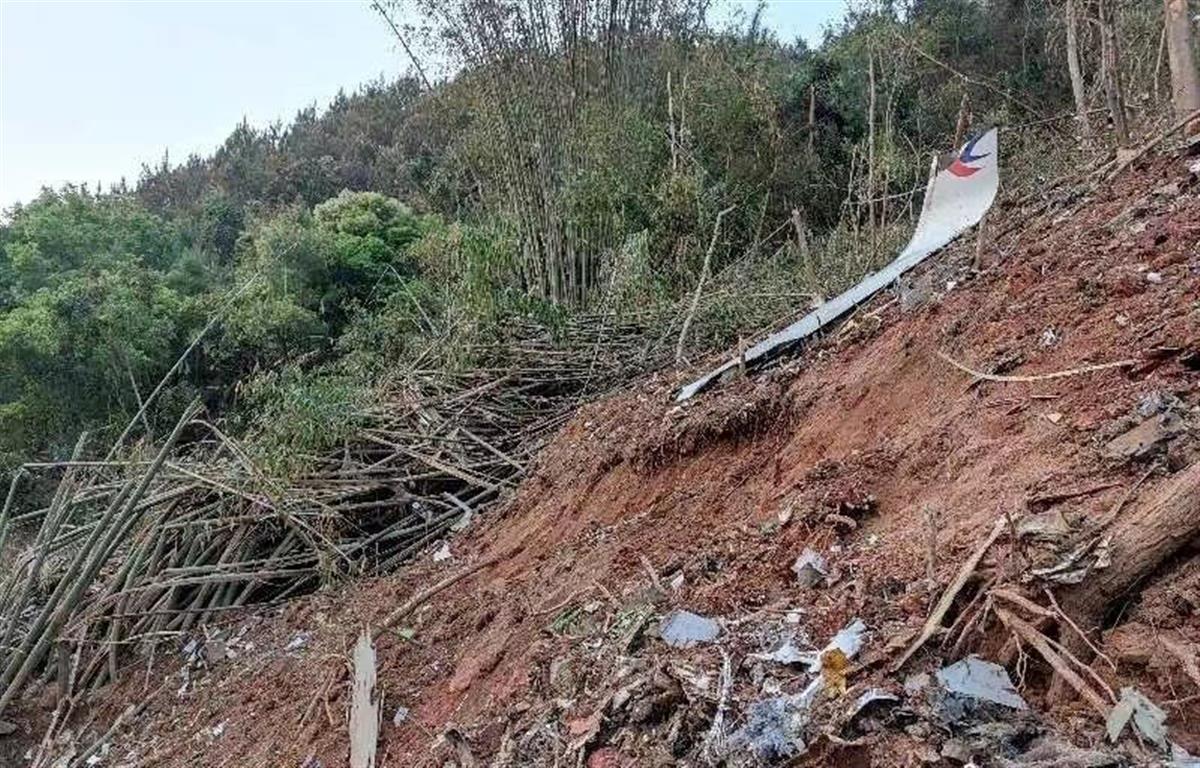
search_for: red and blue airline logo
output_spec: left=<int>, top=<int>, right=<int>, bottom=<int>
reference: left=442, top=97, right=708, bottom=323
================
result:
left=948, top=134, right=990, bottom=177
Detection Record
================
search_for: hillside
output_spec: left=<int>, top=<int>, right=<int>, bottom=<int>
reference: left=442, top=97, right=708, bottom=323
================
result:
left=6, top=140, right=1197, bottom=767
left=5, top=1, right=1200, bottom=766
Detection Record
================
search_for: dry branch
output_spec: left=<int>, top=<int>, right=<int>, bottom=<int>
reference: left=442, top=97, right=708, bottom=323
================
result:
left=1103, top=107, right=1200, bottom=179
left=377, top=554, right=504, bottom=638
left=676, top=206, right=735, bottom=363
left=937, top=351, right=1136, bottom=383
left=894, top=517, right=1006, bottom=670
left=995, top=607, right=1110, bottom=718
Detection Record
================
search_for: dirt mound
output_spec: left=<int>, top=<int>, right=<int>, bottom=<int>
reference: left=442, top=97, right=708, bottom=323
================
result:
left=7, top=151, right=1200, bottom=767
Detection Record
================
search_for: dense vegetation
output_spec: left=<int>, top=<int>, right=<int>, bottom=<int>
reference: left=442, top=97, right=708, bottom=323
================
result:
left=0, top=0, right=1183, bottom=473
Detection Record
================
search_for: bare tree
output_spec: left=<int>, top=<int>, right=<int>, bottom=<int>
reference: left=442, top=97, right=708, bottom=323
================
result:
left=1098, top=0, right=1129, bottom=145
left=807, top=84, right=816, bottom=153
left=1164, top=0, right=1200, bottom=132
left=952, top=90, right=970, bottom=148
left=1065, top=0, right=1092, bottom=137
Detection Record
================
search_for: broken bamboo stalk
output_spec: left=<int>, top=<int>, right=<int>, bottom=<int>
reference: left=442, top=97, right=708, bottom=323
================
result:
left=0, top=309, right=686, bottom=711
left=349, top=630, right=380, bottom=768
left=676, top=206, right=735, bottom=364
left=0, top=402, right=199, bottom=717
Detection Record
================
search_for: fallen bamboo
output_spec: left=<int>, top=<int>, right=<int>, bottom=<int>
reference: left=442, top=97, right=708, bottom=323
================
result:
left=377, top=554, right=506, bottom=639
left=0, top=309, right=684, bottom=716
left=0, top=402, right=199, bottom=716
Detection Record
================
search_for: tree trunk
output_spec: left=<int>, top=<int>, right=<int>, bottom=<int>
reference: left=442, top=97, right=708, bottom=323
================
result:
left=1098, top=0, right=1129, bottom=146
left=807, top=84, right=816, bottom=153
left=1063, top=461, right=1200, bottom=648
left=1066, top=0, right=1092, bottom=137
left=952, top=91, right=970, bottom=149
left=1164, top=0, right=1200, bottom=134
left=1047, top=462, right=1200, bottom=704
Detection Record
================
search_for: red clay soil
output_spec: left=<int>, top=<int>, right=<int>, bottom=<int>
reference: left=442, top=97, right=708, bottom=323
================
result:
left=7, top=151, right=1200, bottom=768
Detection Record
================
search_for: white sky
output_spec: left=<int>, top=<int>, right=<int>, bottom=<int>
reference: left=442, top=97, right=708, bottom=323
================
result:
left=0, top=0, right=848, bottom=211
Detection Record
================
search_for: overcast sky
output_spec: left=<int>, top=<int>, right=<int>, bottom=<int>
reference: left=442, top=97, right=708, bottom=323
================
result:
left=0, top=0, right=848, bottom=211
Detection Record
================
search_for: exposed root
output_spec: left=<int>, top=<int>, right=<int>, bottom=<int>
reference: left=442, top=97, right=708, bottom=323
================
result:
left=936, top=350, right=1136, bottom=383
left=995, top=607, right=1111, bottom=717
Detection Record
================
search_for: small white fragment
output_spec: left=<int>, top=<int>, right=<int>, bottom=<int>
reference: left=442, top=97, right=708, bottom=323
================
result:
left=659, top=610, right=721, bottom=648
left=1107, top=687, right=1167, bottom=748
left=751, top=637, right=813, bottom=666
left=937, top=657, right=1026, bottom=710
left=1145, top=272, right=1164, bottom=284
left=791, top=549, right=828, bottom=588
left=823, top=618, right=868, bottom=666
left=792, top=618, right=870, bottom=709
left=181, top=638, right=201, bottom=661
left=1171, top=742, right=1200, bottom=767
left=393, top=706, right=410, bottom=726
left=285, top=632, right=312, bottom=653
left=848, top=688, right=899, bottom=719
left=903, top=672, right=931, bottom=696
left=432, top=541, right=453, bottom=563
left=450, top=510, right=472, bottom=532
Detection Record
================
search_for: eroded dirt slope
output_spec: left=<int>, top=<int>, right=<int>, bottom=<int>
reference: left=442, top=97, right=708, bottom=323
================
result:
left=9, top=150, right=1200, bottom=768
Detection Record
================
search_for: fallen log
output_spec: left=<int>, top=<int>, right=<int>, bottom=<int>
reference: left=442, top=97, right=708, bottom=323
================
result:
left=1062, top=461, right=1200, bottom=624
left=1052, top=461, right=1200, bottom=701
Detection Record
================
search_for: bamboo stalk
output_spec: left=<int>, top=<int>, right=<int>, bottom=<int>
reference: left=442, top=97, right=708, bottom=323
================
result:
left=0, top=402, right=199, bottom=716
